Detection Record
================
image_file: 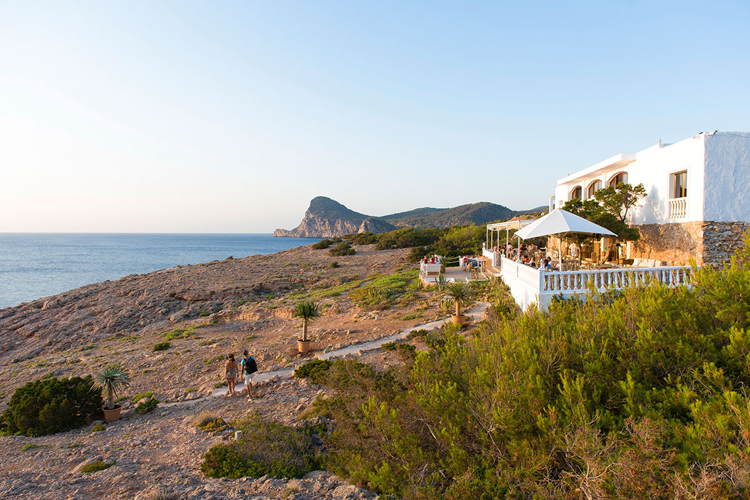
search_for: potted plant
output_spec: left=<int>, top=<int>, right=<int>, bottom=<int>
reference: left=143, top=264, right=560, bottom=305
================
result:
left=293, top=301, right=321, bottom=354
left=96, top=363, right=131, bottom=423
left=443, top=282, right=475, bottom=326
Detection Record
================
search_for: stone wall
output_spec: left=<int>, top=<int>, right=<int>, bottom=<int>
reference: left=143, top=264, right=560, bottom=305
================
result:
left=702, top=222, right=750, bottom=266
left=632, top=221, right=750, bottom=266
left=631, top=222, right=704, bottom=265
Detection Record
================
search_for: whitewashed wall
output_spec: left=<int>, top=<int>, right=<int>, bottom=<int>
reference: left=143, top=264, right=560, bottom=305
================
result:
left=703, top=132, right=750, bottom=222
left=628, top=135, right=705, bottom=225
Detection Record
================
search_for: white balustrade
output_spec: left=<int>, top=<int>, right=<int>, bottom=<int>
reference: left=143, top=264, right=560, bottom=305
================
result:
left=540, top=266, right=693, bottom=294
left=500, top=255, right=693, bottom=311
left=668, top=198, right=688, bottom=220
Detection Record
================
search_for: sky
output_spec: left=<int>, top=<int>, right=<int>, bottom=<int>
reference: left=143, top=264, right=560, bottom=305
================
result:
left=1, top=1, right=749, bottom=233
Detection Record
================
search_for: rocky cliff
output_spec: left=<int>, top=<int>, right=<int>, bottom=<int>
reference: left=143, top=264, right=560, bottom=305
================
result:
left=275, top=196, right=538, bottom=238
left=274, top=197, right=397, bottom=238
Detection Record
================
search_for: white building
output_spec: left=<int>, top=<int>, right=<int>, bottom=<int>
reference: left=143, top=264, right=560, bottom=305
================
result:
left=551, top=131, right=750, bottom=266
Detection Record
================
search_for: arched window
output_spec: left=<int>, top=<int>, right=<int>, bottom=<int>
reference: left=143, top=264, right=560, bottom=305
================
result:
left=570, top=186, right=582, bottom=200
left=587, top=180, right=602, bottom=199
left=609, top=172, right=628, bottom=188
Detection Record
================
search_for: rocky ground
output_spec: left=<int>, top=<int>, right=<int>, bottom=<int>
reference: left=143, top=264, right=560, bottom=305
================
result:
left=0, top=243, right=473, bottom=499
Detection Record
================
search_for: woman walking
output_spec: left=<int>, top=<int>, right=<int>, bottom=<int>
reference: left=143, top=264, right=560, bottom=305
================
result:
left=225, top=354, right=239, bottom=396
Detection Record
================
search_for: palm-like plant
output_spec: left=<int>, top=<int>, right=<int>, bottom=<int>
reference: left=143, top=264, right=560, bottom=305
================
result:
left=443, top=282, right=475, bottom=318
left=96, top=363, right=131, bottom=410
left=293, top=301, right=321, bottom=342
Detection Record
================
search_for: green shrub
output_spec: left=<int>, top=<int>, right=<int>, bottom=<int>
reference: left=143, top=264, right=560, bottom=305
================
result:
left=135, top=397, right=158, bottom=414
left=130, top=391, right=154, bottom=403
left=329, top=242, right=355, bottom=256
left=0, top=375, right=103, bottom=436
left=406, top=329, right=429, bottom=340
left=329, top=261, right=340, bottom=269
left=400, top=313, right=420, bottom=320
left=91, top=423, right=106, bottom=432
left=21, top=443, right=50, bottom=451
left=312, top=239, right=333, bottom=250
left=153, top=341, right=170, bottom=351
left=80, top=460, right=113, bottom=473
left=294, top=359, right=332, bottom=383
left=200, top=416, right=322, bottom=479
left=381, top=342, right=417, bottom=362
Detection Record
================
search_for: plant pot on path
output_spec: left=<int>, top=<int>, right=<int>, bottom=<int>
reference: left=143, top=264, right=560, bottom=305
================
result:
left=297, top=339, right=312, bottom=354
left=102, top=405, right=123, bottom=423
left=452, top=314, right=468, bottom=326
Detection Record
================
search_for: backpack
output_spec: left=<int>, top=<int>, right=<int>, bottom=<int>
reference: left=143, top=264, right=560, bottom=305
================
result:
left=243, top=356, right=257, bottom=375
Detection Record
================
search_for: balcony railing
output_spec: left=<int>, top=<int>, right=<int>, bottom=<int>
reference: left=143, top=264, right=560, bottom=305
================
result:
left=668, top=197, right=688, bottom=220
left=500, top=255, right=693, bottom=311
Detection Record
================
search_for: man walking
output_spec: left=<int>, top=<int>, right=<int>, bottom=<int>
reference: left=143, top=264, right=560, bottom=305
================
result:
left=240, top=350, right=258, bottom=400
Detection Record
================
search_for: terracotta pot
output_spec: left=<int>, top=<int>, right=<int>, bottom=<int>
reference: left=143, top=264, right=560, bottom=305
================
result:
left=297, top=339, right=312, bottom=354
left=452, top=314, right=468, bottom=326
left=102, top=405, right=122, bottom=423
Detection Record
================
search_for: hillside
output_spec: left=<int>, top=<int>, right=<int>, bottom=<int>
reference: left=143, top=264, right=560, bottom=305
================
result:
left=275, top=196, right=540, bottom=238
left=0, top=243, right=439, bottom=499
left=383, top=201, right=516, bottom=228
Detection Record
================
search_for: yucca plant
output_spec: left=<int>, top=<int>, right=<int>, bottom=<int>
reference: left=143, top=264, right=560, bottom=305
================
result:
left=96, top=363, right=131, bottom=410
left=293, top=301, right=321, bottom=342
left=443, top=282, right=475, bottom=318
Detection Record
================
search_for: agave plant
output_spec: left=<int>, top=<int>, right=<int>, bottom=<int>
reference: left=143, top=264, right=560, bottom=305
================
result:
left=96, top=363, right=131, bottom=410
left=442, top=282, right=475, bottom=317
left=293, top=301, right=321, bottom=342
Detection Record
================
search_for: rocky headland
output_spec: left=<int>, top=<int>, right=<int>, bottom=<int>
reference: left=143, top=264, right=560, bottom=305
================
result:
left=274, top=196, right=538, bottom=238
left=0, top=242, right=477, bottom=499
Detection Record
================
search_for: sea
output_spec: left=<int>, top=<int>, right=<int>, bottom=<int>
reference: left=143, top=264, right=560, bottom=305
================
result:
left=0, top=233, right=321, bottom=309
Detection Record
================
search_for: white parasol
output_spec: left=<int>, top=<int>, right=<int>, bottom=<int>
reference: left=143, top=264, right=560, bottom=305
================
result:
left=515, top=209, right=616, bottom=268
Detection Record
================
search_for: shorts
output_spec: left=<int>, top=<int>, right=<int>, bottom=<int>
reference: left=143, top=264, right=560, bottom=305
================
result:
left=244, top=373, right=256, bottom=386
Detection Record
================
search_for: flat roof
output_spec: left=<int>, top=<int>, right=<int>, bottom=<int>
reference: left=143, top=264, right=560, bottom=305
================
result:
left=557, top=153, right=636, bottom=185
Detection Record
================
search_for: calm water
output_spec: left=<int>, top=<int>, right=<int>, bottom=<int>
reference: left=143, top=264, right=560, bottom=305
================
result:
left=0, top=234, right=320, bottom=309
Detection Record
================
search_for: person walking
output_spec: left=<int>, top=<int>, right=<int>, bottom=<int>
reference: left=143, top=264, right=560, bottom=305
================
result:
left=240, top=350, right=258, bottom=400
left=225, top=354, right=239, bottom=396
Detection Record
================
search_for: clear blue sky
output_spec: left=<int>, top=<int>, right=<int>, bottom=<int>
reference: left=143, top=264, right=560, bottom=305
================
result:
left=1, top=0, right=748, bottom=232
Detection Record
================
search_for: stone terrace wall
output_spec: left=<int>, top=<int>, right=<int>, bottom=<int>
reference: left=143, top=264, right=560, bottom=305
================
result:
left=632, top=222, right=704, bottom=265
left=632, top=221, right=750, bottom=266
left=703, top=221, right=750, bottom=266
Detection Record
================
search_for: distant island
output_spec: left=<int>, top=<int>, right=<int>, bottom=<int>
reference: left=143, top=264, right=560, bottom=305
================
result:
left=274, top=196, right=545, bottom=238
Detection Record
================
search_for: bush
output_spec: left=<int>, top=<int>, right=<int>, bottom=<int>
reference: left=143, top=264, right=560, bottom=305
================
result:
left=312, top=239, right=334, bottom=250
left=80, top=460, right=114, bottom=473
left=0, top=375, right=103, bottom=436
left=294, top=359, right=332, bottom=383
left=135, top=397, right=158, bottom=414
left=329, top=261, right=339, bottom=269
left=329, top=242, right=355, bottom=256
left=201, top=416, right=322, bottom=479
left=91, top=423, right=106, bottom=432
left=194, top=410, right=228, bottom=433
left=130, top=391, right=154, bottom=403
left=153, top=341, right=170, bottom=351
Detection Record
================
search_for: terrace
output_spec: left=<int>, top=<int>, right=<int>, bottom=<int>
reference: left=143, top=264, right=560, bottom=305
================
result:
left=500, top=256, right=693, bottom=311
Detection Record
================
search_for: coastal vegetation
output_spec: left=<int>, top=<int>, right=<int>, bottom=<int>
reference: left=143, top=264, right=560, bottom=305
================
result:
left=0, top=375, right=103, bottom=436
left=282, top=238, right=750, bottom=498
left=313, top=224, right=493, bottom=263
left=201, top=416, right=323, bottom=479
